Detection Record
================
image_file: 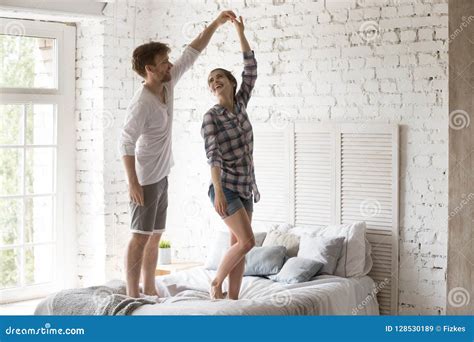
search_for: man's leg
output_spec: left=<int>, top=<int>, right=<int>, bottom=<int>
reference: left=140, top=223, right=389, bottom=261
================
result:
left=141, top=177, right=168, bottom=296
left=125, top=233, right=150, bottom=298
left=142, top=232, right=162, bottom=296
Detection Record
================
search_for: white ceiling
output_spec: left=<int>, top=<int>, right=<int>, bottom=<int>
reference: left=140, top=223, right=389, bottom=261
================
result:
left=0, top=0, right=109, bottom=17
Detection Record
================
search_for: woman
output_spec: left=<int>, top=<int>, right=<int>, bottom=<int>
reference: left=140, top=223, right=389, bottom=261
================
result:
left=201, top=16, right=260, bottom=300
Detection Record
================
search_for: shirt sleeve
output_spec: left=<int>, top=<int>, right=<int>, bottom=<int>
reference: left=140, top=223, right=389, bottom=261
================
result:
left=201, top=111, right=222, bottom=168
left=235, top=50, right=257, bottom=107
left=170, top=45, right=200, bottom=87
left=119, top=101, right=148, bottom=156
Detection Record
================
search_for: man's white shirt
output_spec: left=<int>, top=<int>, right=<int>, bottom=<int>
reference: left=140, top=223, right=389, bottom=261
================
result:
left=119, top=46, right=200, bottom=185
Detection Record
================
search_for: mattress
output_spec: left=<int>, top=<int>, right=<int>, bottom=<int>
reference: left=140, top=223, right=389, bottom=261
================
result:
left=132, top=267, right=379, bottom=315
left=35, top=267, right=379, bottom=316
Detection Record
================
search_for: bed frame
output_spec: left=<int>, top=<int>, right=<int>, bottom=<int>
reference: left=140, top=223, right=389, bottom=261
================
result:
left=252, top=122, right=399, bottom=315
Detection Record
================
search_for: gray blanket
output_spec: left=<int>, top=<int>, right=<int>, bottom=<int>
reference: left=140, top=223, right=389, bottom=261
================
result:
left=44, top=280, right=155, bottom=315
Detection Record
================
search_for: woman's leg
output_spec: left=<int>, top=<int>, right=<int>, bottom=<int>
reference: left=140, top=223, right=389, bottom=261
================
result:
left=211, top=208, right=255, bottom=299
left=227, top=210, right=252, bottom=300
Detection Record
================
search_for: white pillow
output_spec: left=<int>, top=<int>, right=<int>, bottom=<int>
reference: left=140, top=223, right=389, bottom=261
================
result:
left=362, top=237, right=373, bottom=276
left=268, top=223, right=293, bottom=233
left=304, top=221, right=371, bottom=278
left=262, top=230, right=300, bottom=257
left=205, top=231, right=267, bottom=270
left=288, top=225, right=325, bottom=237
left=297, top=235, right=345, bottom=275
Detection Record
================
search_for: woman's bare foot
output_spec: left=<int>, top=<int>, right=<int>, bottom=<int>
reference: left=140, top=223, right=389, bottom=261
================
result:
left=210, top=285, right=224, bottom=299
left=210, top=281, right=226, bottom=300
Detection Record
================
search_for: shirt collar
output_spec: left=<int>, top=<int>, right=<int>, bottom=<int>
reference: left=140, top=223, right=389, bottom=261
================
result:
left=213, top=101, right=240, bottom=115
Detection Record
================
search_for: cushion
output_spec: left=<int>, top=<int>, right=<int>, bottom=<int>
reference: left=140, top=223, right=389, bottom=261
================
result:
left=289, top=225, right=325, bottom=237
left=268, top=223, right=293, bottom=233
left=244, top=246, right=287, bottom=276
left=291, top=221, right=372, bottom=278
left=205, top=231, right=266, bottom=270
left=297, top=235, right=345, bottom=275
left=269, top=257, right=323, bottom=284
left=262, top=230, right=300, bottom=257
left=317, top=222, right=370, bottom=277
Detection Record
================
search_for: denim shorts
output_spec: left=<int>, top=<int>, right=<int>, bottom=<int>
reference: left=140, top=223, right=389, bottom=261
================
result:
left=209, top=185, right=253, bottom=218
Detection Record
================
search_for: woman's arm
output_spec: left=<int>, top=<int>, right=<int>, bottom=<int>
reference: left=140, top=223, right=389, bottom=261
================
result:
left=234, top=17, right=257, bottom=106
left=234, top=16, right=250, bottom=53
left=201, top=112, right=227, bottom=216
left=211, top=166, right=227, bottom=217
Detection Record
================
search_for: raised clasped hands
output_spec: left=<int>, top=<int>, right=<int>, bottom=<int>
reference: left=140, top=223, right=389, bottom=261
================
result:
left=216, top=10, right=237, bottom=26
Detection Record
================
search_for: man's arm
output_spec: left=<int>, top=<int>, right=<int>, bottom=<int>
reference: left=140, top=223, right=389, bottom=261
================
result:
left=119, top=102, right=147, bottom=206
left=189, top=10, right=236, bottom=52
left=170, top=11, right=236, bottom=86
left=122, top=156, right=144, bottom=206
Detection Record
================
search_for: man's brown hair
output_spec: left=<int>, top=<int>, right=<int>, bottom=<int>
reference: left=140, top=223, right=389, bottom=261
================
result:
left=132, top=42, right=171, bottom=78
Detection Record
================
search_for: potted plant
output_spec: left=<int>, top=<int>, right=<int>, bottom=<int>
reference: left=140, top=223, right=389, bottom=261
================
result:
left=158, top=240, right=171, bottom=265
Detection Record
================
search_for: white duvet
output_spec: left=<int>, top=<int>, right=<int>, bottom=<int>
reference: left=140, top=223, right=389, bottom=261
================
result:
left=131, top=267, right=379, bottom=315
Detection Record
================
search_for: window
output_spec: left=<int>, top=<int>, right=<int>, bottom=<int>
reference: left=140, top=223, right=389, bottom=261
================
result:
left=0, top=18, right=75, bottom=303
left=0, top=35, right=56, bottom=89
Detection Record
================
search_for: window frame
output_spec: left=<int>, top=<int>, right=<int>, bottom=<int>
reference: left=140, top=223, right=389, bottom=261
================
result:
left=0, top=18, right=76, bottom=303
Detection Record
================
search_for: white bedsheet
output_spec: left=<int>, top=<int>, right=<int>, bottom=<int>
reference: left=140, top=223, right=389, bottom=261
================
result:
left=131, top=267, right=379, bottom=315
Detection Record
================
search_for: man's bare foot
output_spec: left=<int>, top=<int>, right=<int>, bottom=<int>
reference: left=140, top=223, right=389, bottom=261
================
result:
left=126, top=287, right=141, bottom=298
left=143, top=288, right=160, bottom=297
left=140, top=293, right=159, bottom=302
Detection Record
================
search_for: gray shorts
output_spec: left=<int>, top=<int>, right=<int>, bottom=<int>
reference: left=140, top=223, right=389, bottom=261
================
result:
left=129, top=177, right=168, bottom=235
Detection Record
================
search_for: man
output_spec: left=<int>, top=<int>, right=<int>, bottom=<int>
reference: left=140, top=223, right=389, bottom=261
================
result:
left=119, top=11, right=236, bottom=298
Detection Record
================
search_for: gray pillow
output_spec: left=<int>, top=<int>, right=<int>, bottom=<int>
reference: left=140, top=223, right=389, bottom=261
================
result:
left=205, top=231, right=267, bottom=270
left=297, top=235, right=345, bottom=275
left=244, top=246, right=287, bottom=276
left=269, top=257, right=323, bottom=284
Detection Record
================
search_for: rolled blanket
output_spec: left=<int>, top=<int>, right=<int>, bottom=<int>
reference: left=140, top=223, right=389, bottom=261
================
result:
left=45, top=280, right=155, bottom=315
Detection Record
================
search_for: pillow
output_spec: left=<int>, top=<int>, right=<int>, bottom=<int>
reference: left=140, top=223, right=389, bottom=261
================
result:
left=262, top=230, right=300, bottom=257
left=289, top=225, right=326, bottom=237
left=297, top=235, right=345, bottom=275
left=268, top=223, right=293, bottom=233
left=313, top=222, right=370, bottom=278
left=269, top=257, right=323, bottom=284
left=244, top=246, right=287, bottom=276
left=291, top=221, right=372, bottom=278
left=361, top=237, right=373, bottom=276
left=205, top=231, right=266, bottom=270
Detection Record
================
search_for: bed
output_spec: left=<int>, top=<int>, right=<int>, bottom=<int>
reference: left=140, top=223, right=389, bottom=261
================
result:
left=35, top=122, right=397, bottom=316
left=35, top=267, right=379, bottom=316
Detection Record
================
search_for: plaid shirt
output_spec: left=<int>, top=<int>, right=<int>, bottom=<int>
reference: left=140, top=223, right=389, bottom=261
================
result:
left=201, top=50, right=260, bottom=203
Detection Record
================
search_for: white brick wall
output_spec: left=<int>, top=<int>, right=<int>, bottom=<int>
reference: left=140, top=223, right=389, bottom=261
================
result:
left=75, top=0, right=448, bottom=315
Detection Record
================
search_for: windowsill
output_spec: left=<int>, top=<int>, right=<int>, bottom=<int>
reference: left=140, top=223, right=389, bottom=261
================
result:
left=0, top=297, right=45, bottom=315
